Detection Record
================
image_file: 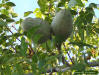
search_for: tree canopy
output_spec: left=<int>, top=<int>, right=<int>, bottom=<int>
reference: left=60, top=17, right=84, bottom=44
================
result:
left=0, top=0, right=99, bottom=75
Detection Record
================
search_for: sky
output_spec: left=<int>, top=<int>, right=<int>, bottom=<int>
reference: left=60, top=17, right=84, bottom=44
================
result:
left=10, top=0, right=99, bottom=18
left=10, top=0, right=39, bottom=18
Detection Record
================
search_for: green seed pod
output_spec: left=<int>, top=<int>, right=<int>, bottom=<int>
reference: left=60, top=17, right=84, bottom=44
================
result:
left=51, top=9, right=73, bottom=43
left=21, top=17, right=51, bottom=44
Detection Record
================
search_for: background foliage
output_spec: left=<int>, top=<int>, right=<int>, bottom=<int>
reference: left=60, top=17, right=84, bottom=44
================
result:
left=0, top=0, right=99, bottom=75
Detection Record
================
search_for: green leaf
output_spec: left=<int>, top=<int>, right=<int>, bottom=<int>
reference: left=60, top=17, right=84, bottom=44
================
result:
left=16, top=64, right=24, bottom=75
left=0, top=14, right=9, bottom=19
left=11, top=13, right=18, bottom=18
left=20, top=37, right=28, bottom=56
left=70, top=10, right=78, bottom=15
left=0, top=4, right=2, bottom=7
left=72, top=62, right=86, bottom=71
left=6, top=2, right=16, bottom=7
left=94, top=28, right=99, bottom=33
left=38, top=59, right=46, bottom=68
left=6, top=18, right=15, bottom=22
left=89, top=3, right=97, bottom=8
left=79, top=28, right=84, bottom=41
left=4, top=65, right=11, bottom=75
left=0, top=35, right=8, bottom=45
left=85, top=7, right=94, bottom=23
left=0, top=19, right=7, bottom=26
left=57, top=0, right=66, bottom=7
left=33, top=8, right=43, bottom=18
left=37, top=0, right=48, bottom=13
left=75, top=0, right=84, bottom=7
left=69, top=42, right=94, bottom=48
left=12, top=33, right=23, bottom=38
left=1, top=9, right=9, bottom=15
left=24, top=11, right=33, bottom=17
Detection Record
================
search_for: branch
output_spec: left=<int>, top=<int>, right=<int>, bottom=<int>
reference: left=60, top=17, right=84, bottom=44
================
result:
left=6, top=26, right=21, bottom=42
left=11, top=23, right=18, bottom=31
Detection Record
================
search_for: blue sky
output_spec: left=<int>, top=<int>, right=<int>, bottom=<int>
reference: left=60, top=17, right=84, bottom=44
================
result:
left=10, top=0, right=39, bottom=18
left=10, top=0, right=99, bottom=18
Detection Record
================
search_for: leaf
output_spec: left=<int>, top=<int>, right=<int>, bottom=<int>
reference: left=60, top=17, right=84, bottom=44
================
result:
left=24, top=11, right=33, bottom=17
left=12, top=33, right=23, bottom=38
left=0, top=35, right=8, bottom=45
left=69, top=42, right=94, bottom=48
left=89, top=3, right=97, bottom=8
left=6, top=2, right=16, bottom=7
left=0, top=4, right=2, bottom=7
left=94, top=28, right=99, bottom=33
left=79, top=28, right=84, bottom=41
left=20, top=37, right=28, bottom=56
left=75, top=0, right=84, bottom=7
left=6, top=18, right=15, bottom=22
left=85, top=7, right=94, bottom=23
left=11, top=13, right=18, bottom=18
left=70, top=10, right=78, bottom=15
left=1, top=9, right=9, bottom=15
left=4, top=65, right=11, bottom=75
left=16, top=64, right=24, bottom=75
left=37, top=0, right=48, bottom=13
left=72, top=62, right=86, bottom=71
left=38, top=59, right=46, bottom=68
left=41, top=39, right=55, bottom=52
left=33, top=8, right=43, bottom=18
left=57, top=0, right=66, bottom=7
left=0, top=19, right=7, bottom=26
left=0, top=14, right=9, bottom=19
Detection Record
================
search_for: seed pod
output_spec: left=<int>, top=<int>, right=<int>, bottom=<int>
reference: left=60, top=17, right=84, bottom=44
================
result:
left=21, top=17, right=51, bottom=44
left=51, top=9, right=73, bottom=43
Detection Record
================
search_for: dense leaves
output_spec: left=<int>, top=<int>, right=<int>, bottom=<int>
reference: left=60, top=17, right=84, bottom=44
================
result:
left=0, top=0, right=99, bottom=75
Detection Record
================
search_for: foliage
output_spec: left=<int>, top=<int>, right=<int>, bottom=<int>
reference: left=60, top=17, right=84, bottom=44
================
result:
left=0, top=0, right=99, bottom=75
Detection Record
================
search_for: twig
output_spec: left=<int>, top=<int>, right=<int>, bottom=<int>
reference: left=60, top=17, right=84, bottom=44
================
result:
left=6, top=27, right=13, bottom=34
left=6, top=26, right=21, bottom=42
left=12, top=23, right=18, bottom=31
